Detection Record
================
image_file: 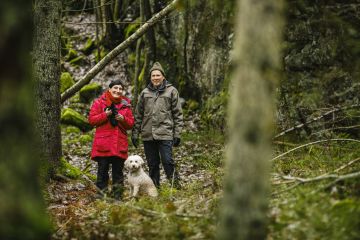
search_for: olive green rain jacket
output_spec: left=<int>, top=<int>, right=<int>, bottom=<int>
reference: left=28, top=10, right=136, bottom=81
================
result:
left=133, top=81, right=183, bottom=141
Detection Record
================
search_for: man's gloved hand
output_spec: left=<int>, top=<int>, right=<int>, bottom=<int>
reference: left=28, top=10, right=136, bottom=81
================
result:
left=131, top=135, right=138, bottom=148
left=173, top=137, right=181, bottom=147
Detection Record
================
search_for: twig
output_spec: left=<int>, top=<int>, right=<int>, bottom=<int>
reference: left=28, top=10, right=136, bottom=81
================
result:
left=56, top=217, right=73, bottom=233
left=274, top=104, right=360, bottom=139
left=272, top=171, right=360, bottom=196
left=333, top=157, right=360, bottom=173
left=123, top=202, right=203, bottom=218
left=271, top=138, right=360, bottom=161
left=272, top=182, right=301, bottom=196
left=313, top=171, right=360, bottom=194
left=281, top=174, right=340, bottom=183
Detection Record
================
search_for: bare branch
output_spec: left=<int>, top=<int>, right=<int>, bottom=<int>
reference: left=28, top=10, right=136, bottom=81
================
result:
left=271, top=138, right=360, bottom=161
left=315, top=171, right=360, bottom=192
left=272, top=170, right=360, bottom=196
left=274, top=104, right=360, bottom=139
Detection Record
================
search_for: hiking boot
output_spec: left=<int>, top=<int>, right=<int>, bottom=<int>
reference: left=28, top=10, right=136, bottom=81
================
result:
left=112, top=186, right=124, bottom=201
left=172, top=180, right=182, bottom=190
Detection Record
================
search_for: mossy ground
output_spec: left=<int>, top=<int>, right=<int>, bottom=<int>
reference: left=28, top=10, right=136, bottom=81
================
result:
left=48, top=128, right=359, bottom=239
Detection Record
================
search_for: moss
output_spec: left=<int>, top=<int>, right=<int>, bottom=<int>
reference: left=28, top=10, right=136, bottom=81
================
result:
left=69, top=93, right=81, bottom=103
left=69, top=55, right=84, bottom=66
left=186, top=99, right=199, bottom=111
left=58, top=157, right=82, bottom=179
left=65, top=126, right=81, bottom=134
left=66, top=49, right=78, bottom=61
left=79, top=83, right=102, bottom=103
left=81, top=38, right=95, bottom=55
left=124, top=21, right=140, bottom=38
left=79, top=134, right=92, bottom=144
left=93, top=47, right=107, bottom=62
left=61, top=108, right=92, bottom=131
left=60, top=72, right=75, bottom=93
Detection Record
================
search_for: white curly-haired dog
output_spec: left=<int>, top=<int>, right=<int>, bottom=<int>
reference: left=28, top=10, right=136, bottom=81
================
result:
left=125, top=155, right=158, bottom=198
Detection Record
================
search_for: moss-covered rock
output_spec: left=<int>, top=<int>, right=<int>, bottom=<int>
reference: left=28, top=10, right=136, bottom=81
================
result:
left=69, top=55, right=84, bottom=66
left=65, top=126, right=81, bottom=134
left=125, top=22, right=140, bottom=38
left=79, top=83, right=102, bottom=103
left=58, top=157, right=83, bottom=179
left=60, top=72, right=75, bottom=93
left=81, top=38, right=95, bottom=55
left=93, top=47, right=107, bottom=62
left=66, top=49, right=78, bottom=61
left=79, top=134, right=93, bottom=144
left=61, top=108, right=92, bottom=131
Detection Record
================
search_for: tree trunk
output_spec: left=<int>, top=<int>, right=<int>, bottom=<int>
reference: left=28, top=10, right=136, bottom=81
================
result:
left=218, top=0, right=284, bottom=239
left=102, top=0, right=118, bottom=47
left=33, top=0, right=62, bottom=176
left=113, top=0, right=121, bottom=22
left=133, top=38, right=142, bottom=105
left=142, top=0, right=157, bottom=63
left=0, top=0, right=51, bottom=238
left=133, top=0, right=144, bottom=105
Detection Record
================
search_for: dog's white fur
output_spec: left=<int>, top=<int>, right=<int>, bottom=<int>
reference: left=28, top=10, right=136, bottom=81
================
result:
left=125, top=155, right=158, bottom=198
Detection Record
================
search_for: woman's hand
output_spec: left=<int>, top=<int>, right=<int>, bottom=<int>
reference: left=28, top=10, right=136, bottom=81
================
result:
left=105, top=108, right=112, bottom=116
left=115, top=114, right=124, bottom=121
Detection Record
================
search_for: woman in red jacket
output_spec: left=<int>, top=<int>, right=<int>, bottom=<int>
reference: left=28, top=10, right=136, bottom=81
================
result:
left=88, top=80, right=134, bottom=200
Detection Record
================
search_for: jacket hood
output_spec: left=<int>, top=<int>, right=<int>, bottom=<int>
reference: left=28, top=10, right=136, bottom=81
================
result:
left=149, top=62, right=165, bottom=77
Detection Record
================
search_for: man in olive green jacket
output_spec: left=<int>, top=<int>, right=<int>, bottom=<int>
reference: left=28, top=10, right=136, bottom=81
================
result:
left=131, top=62, right=183, bottom=188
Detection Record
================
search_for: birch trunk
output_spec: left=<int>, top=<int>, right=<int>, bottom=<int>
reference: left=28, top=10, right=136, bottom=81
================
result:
left=219, top=0, right=284, bottom=239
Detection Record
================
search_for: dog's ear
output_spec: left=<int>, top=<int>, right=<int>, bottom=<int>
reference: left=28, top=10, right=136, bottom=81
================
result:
left=124, top=158, right=130, bottom=170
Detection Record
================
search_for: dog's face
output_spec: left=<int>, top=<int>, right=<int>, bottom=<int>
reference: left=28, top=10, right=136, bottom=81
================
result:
left=125, top=155, right=145, bottom=172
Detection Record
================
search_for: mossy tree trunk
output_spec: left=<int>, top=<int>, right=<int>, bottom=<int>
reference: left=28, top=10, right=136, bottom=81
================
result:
left=133, top=0, right=145, bottom=104
left=33, top=0, right=62, bottom=177
left=0, top=0, right=51, bottom=238
left=219, top=0, right=284, bottom=239
left=141, top=0, right=157, bottom=78
left=102, top=0, right=119, bottom=47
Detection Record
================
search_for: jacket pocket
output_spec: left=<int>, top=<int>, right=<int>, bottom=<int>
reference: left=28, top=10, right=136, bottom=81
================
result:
left=94, top=132, right=112, bottom=152
left=117, top=134, right=128, bottom=153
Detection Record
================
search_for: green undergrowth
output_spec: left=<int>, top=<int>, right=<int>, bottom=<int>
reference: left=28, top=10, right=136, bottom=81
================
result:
left=270, top=140, right=360, bottom=239
left=56, top=183, right=221, bottom=240
left=52, top=130, right=224, bottom=239
left=56, top=126, right=360, bottom=239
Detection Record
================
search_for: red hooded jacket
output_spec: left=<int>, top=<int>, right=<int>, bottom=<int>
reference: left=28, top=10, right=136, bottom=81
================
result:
left=88, top=92, right=134, bottom=160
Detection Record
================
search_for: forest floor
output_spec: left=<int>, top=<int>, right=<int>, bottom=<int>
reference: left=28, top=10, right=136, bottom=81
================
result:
left=47, top=126, right=224, bottom=240
left=46, top=122, right=360, bottom=240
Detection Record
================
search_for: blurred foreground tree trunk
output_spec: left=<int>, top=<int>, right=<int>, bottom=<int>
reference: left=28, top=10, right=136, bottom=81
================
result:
left=0, top=0, right=51, bottom=238
left=219, top=0, right=284, bottom=239
left=33, top=0, right=62, bottom=177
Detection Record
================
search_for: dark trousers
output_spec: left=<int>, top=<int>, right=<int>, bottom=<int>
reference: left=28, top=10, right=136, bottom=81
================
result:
left=143, top=140, right=180, bottom=187
left=95, top=156, right=124, bottom=195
